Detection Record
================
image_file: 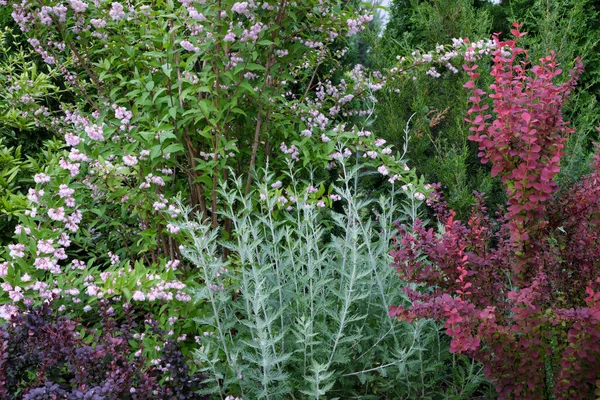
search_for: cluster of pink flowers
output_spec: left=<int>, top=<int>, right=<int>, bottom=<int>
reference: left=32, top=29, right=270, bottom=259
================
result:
left=279, top=142, right=299, bottom=161
left=109, top=2, right=125, bottom=21
left=346, top=14, right=373, bottom=36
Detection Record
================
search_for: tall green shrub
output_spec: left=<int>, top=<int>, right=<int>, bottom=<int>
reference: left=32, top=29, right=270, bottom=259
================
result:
left=372, top=0, right=504, bottom=218
left=501, top=0, right=600, bottom=186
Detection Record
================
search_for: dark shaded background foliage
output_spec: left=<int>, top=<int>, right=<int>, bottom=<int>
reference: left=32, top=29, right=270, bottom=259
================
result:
left=367, top=0, right=600, bottom=217
left=0, top=301, right=210, bottom=399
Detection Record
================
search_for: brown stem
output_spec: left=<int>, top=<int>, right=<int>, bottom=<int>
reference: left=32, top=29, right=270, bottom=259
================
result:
left=245, top=111, right=264, bottom=194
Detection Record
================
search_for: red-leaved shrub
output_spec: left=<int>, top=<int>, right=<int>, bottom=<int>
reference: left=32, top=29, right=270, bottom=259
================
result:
left=389, top=24, right=600, bottom=399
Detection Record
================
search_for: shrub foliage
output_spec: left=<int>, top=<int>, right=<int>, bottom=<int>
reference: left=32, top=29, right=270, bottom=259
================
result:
left=390, top=25, right=600, bottom=399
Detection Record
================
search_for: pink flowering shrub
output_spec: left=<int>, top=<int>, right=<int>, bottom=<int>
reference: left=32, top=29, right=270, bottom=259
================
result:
left=0, top=0, right=451, bottom=387
left=0, top=0, right=425, bottom=311
left=390, top=25, right=600, bottom=399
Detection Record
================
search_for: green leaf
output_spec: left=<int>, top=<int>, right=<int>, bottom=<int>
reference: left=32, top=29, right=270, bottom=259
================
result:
left=161, top=63, right=173, bottom=77
left=163, top=143, right=184, bottom=154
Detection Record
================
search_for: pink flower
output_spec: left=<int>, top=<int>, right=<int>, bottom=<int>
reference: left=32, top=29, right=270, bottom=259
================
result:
left=9, top=287, right=23, bottom=302
left=59, top=159, right=81, bottom=176
left=34, top=173, right=51, bottom=183
left=414, top=192, right=426, bottom=201
left=132, top=291, right=146, bottom=301
left=180, top=40, right=199, bottom=52
left=224, top=31, right=236, bottom=42
left=0, top=262, right=8, bottom=277
left=14, top=225, right=31, bottom=235
left=109, top=2, right=125, bottom=20
left=58, top=184, right=75, bottom=198
left=90, top=18, right=106, bottom=28
left=69, top=0, right=88, bottom=13
left=9, top=244, right=25, bottom=258
left=37, top=239, right=54, bottom=254
left=378, top=165, right=389, bottom=176
left=34, top=257, right=60, bottom=273
left=85, top=124, right=104, bottom=141
left=153, top=201, right=166, bottom=211
left=71, top=259, right=86, bottom=270
left=48, top=207, right=66, bottom=221
left=166, top=260, right=180, bottom=270
left=27, top=188, right=43, bottom=203
left=0, top=305, right=19, bottom=320
left=166, top=223, right=180, bottom=234
left=122, top=154, right=138, bottom=166
left=54, top=248, right=68, bottom=260
left=65, top=133, right=82, bottom=146
left=150, top=176, right=165, bottom=186
left=176, top=292, right=191, bottom=302
left=188, top=10, right=206, bottom=20
left=231, top=1, right=250, bottom=15
left=109, top=252, right=120, bottom=265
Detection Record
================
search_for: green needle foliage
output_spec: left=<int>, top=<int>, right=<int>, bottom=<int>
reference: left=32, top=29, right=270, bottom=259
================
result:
left=370, top=0, right=505, bottom=219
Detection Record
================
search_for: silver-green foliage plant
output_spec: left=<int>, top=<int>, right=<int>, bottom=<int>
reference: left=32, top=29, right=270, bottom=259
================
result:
left=176, top=158, right=491, bottom=399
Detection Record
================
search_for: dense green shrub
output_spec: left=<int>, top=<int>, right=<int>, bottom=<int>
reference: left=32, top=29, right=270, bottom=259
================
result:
left=501, top=0, right=600, bottom=186
left=371, top=0, right=505, bottom=218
